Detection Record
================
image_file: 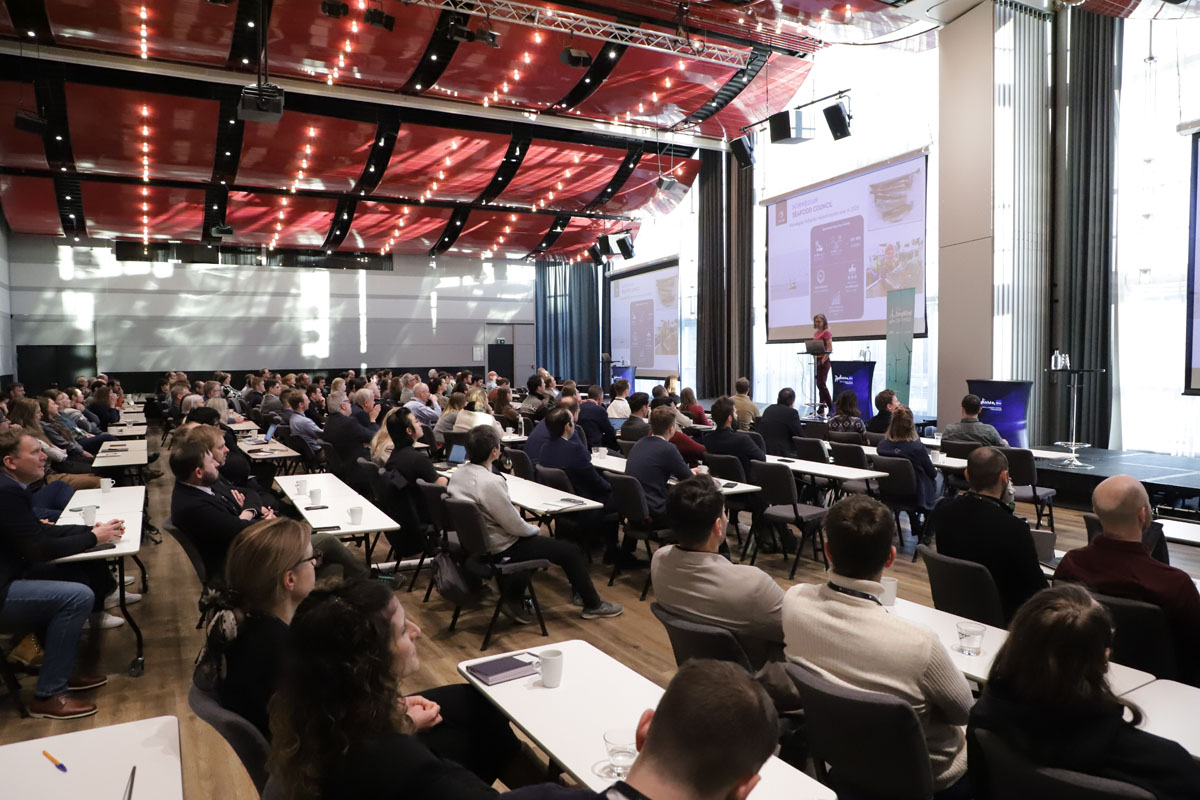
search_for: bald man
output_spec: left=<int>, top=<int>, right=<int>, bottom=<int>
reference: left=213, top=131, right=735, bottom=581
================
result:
left=1056, top=475, right=1200, bottom=686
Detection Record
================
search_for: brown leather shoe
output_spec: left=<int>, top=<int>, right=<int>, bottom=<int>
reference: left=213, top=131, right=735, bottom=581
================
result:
left=27, top=693, right=98, bottom=720
left=67, top=673, right=108, bottom=691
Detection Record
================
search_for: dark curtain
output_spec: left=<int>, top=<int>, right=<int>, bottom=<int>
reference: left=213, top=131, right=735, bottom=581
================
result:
left=535, top=258, right=599, bottom=386
left=696, top=149, right=729, bottom=399
left=1051, top=10, right=1122, bottom=447
left=727, top=149, right=755, bottom=389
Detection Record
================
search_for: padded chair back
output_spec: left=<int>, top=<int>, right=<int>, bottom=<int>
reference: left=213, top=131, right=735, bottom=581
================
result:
left=1083, top=512, right=1103, bottom=544
left=444, top=497, right=491, bottom=558
left=188, top=683, right=269, bottom=795
left=872, top=455, right=920, bottom=506
left=536, top=465, right=575, bottom=495
left=785, top=662, right=934, bottom=800
left=1029, top=528, right=1057, bottom=563
left=703, top=452, right=746, bottom=483
left=998, top=447, right=1038, bottom=488
left=163, top=516, right=208, bottom=587
left=287, top=434, right=324, bottom=472
left=649, top=602, right=753, bottom=671
left=865, top=431, right=886, bottom=446
left=417, top=480, right=452, bottom=542
left=918, top=544, right=1006, bottom=627
left=941, top=439, right=983, bottom=460
left=791, top=436, right=831, bottom=464
left=356, top=457, right=388, bottom=504
left=973, top=729, right=1155, bottom=800
left=829, top=442, right=869, bottom=469
left=1092, top=592, right=1177, bottom=680
left=320, top=439, right=346, bottom=472
left=507, top=447, right=535, bottom=481
left=828, top=430, right=864, bottom=445
left=750, top=460, right=798, bottom=507
left=746, top=430, right=766, bottom=452
left=609, top=473, right=654, bottom=527
left=617, top=439, right=636, bottom=457
left=419, top=424, right=437, bottom=450
left=443, top=430, right=469, bottom=452
left=801, top=420, right=829, bottom=440
left=275, top=424, right=291, bottom=443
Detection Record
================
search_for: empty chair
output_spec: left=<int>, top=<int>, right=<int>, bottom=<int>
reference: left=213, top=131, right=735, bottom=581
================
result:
left=789, top=436, right=835, bottom=502
left=617, top=439, right=636, bottom=458
left=865, top=431, right=886, bottom=446
left=749, top=460, right=828, bottom=578
left=998, top=447, right=1056, bottom=532
left=828, top=430, right=865, bottom=445
left=785, top=662, right=935, bottom=800
left=536, top=465, right=574, bottom=494
left=1091, top=592, right=1177, bottom=680
left=918, top=544, right=1006, bottom=628
left=162, top=516, right=212, bottom=629
left=972, top=729, right=1155, bottom=800
left=188, top=682, right=270, bottom=795
left=443, top=498, right=550, bottom=650
left=1083, top=512, right=1103, bottom=544
left=746, top=430, right=766, bottom=453
left=872, top=455, right=927, bottom=546
left=282, top=432, right=325, bottom=473
left=801, top=420, right=829, bottom=440
left=417, top=480, right=455, bottom=601
left=829, top=442, right=875, bottom=496
left=649, top=602, right=753, bottom=671
left=506, top=447, right=535, bottom=481
left=608, top=473, right=673, bottom=600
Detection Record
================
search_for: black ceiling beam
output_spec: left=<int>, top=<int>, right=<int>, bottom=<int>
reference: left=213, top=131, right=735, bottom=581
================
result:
left=476, top=131, right=532, bottom=204
left=401, top=5, right=474, bottom=95
left=429, top=207, right=473, bottom=256
left=0, top=167, right=636, bottom=222
left=553, top=40, right=628, bottom=111
left=26, top=63, right=88, bottom=237
left=528, top=213, right=573, bottom=257
left=585, top=143, right=643, bottom=211
left=0, top=54, right=700, bottom=158
left=675, top=46, right=772, bottom=129
left=201, top=185, right=229, bottom=244
left=227, top=0, right=271, bottom=72
left=203, top=91, right=246, bottom=242
left=322, top=196, right=358, bottom=251
left=5, top=0, right=55, bottom=42
left=352, top=113, right=401, bottom=196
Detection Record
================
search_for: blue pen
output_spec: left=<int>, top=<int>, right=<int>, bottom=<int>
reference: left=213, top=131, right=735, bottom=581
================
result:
left=42, top=750, right=67, bottom=772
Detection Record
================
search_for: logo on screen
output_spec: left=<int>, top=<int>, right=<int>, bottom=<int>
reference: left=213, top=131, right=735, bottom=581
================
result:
left=775, top=203, right=787, bottom=226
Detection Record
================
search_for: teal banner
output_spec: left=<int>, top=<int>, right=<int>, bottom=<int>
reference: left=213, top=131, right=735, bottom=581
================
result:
left=885, top=288, right=916, bottom=407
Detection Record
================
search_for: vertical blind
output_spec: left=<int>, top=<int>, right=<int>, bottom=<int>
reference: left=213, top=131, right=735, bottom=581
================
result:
left=535, top=258, right=600, bottom=386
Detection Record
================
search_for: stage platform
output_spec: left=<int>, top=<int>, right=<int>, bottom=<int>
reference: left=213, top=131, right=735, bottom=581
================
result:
left=1035, top=448, right=1200, bottom=503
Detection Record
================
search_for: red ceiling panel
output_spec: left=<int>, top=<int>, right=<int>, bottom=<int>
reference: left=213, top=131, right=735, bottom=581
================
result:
left=0, top=82, right=49, bottom=170
left=696, top=54, right=812, bottom=138
left=542, top=216, right=609, bottom=256
left=266, top=4, right=439, bottom=90
left=238, top=113, right=376, bottom=193
left=343, top=202, right=452, bottom=255
left=45, top=0, right=235, bottom=65
left=81, top=182, right=206, bottom=240
left=573, top=41, right=740, bottom=128
left=0, top=3, right=15, bottom=36
left=225, top=192, right=335, bottom=248
left=600, top=158, right=699, bottom=216
left=497, top=140, right=626, bottom=211
left=0, top=176, right=63, bottom=236
left=377, top=126, right=510, bottom=203
left=66, top=84, right=220, bottom=181
left=451, top=210, right=553, bottom=255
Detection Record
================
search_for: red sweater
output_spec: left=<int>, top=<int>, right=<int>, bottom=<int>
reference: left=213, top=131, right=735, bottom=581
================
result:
left=670, top=431, right=707, bottom=467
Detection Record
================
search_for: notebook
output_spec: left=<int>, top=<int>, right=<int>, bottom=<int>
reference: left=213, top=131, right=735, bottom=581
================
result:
left=448, top=444, right=467, bottom=465
left=465, top=654, right=539, bottom=686
left=253, top=423, right=277, bottom=445
left=611, top=417, right=627, bottom=431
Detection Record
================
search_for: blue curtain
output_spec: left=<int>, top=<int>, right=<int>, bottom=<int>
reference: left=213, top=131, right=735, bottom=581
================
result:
left=535, top=259, right=600, bottom=386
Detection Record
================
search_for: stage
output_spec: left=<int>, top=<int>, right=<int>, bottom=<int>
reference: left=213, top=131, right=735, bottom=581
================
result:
left=1035, top=448, right=1200, bottom=504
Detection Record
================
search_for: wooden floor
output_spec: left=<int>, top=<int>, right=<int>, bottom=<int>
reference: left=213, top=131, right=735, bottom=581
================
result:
left=4, top=428, right=1200, bottom=799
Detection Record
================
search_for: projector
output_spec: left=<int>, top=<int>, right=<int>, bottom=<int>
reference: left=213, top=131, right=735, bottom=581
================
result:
left=210, top=224, right=234, bottom=238
left=364, top=7, right=395, bottom=30
left=238, top=83, right=285, bottom=123
left=560, top=47, right=593, bottom=68
left=655, top=175, right=678, bottom=192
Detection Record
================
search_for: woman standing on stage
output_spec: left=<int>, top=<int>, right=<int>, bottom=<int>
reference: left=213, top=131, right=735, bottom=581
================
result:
left=813, top=313, right=833, bottom=413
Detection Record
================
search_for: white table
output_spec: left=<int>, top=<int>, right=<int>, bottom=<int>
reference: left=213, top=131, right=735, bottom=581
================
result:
left=94, top=439, right=149, bottom=467
left=229, top=420, right=260, bottom=432
left=920, top=438, right=1069, bottom=462
left=106, top=424, right=148, bottom=438
left=0, top=715, right=181, bottom=799
left=458, top=641, right=836, bottom=799
left=589, top=453, right=760, bottom=496
left=1122, top=680, right=1200, bottom=759
left=237, top=439, right=300, bottom=461
left=889, top=599, right=1154, bottom=695
left=1159, top=518, right=1200, bottom=548
left=765, top=454, right=887, bottom=482
left=117, top=410, right=146, bottom=424
left=862, top=446, right=968, bottom=471
left=62, top=485, right=147, bottom=517
left=275, top=473, right=362, bottom=500
left=502, top=473, right=603, bottom=514
left=274, top=472, right=398, bottom=563
left=501, top=434, right=528, bottom=444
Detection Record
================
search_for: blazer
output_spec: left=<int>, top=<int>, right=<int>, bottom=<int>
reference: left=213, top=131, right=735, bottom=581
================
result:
left=322, top=412, right=377, bottom=463
left=523, top=420, right=584, bottom=466
left=576, top=402, right=618, bottom=450
left=538, top=436, right=611, bottom=503
left=866, top=410, right=892, bottom=434
left=703, top=427, right=766, bottom=481
left=349, top=404, right=380, bottom=433
left=625, top=435, right=691, bottom=516
left=618, top=416, right=650, bottom=443
left=877, top=438, right=939, bottom=510
left=0, top=474, right=97, bottom=608
left=321, top=732, right=499, bottom=800
left=758, top=403, right=804, bottom=456
left=259, top=393, right=283, bottom=416
left=169, top=481, right=255, bottom=579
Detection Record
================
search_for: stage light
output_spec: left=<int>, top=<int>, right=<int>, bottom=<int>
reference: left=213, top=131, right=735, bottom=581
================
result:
left=447, top=22, right=475, bottom=43
left=560, top=47, right=592, bottom=68
left=14, top=110, right=47, bottom=136
left=364, top=7, right=395, bottom=30
left=475, top=23, right=500, bottom=48
left=321, top=1, right=350, bottom=17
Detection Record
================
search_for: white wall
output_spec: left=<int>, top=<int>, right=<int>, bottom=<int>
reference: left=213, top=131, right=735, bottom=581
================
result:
left=6, top=236, right=535, bottom=377
left=0, top=224, right=15, bottom=378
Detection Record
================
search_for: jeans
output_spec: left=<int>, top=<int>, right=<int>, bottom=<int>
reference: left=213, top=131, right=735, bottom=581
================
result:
left=311, top=532, right=370, bottom=580
left=1, top=580, right=94, bottom=697
left=80, top=433, right=118, bottom=455
left=498, top=534, right=601, bottom=608
left=32, top=480, right=76, bottom=521
left=816, top=359, right=833, bottom=408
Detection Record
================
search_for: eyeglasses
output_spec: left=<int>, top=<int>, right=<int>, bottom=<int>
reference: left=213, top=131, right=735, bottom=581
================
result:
left=290, top=550, right=323, bottom=571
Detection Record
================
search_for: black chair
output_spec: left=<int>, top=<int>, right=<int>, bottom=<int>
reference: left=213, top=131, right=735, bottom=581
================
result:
left=749, top=460, right=828, bottom=578
left=918, top=544, right=1006, bottom=628
left=828, top=430, right=865, bottom=445
left=534, top=466, right=592, bottom=559
left=163, top=516, right=212, bottom=629
left=998, top=447, right=1056, bottom=532
left=941, top=439, right=982, bottom=460
left=872, top=455, right=926, bottom=546
left=617, top=439, right=636, bottom=458
left=283, top=433, right=325, bottom=473
left=443, top=498, right=550, bottom=650
left=746, top=430, right=766, bottom=453
left=938, top=440, right=978, bottom=495
left=188, top=682, right=270, bottom=795
left=507, top=447, right=535, bottom=481
left=443, top=430, right=469, bottom=452
left=790, top=436, right=834, bottom=502
left=1092, top=592, right=1177, bottom=680
left=829, top=442, right=875, bottom=496
left=785, top=662, right=934, bottom=799
left=865, top=431, right=886, bottom=446
left=608, top=474, right=673, bottom=600
left=701, top=453, right=750, bottom=553
left=649, top=602, right=753, bottom=671
left=1083, top=512, right=1103, bottom=544
left=972, top=729, right=1155, bottom=800
left=417, top=480, right=456, bottom=601
left=801, top=420, right=829, bottom=440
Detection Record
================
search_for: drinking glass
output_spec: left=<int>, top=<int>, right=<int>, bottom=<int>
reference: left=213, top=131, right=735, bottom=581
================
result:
left=602, top=729, right=637, bottom=779
left=956, top=622, right=985, bottom=656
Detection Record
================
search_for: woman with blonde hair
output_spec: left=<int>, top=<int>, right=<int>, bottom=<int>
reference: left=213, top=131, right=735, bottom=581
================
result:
left=432, top=391, right=466, bottom=446
left=205, top=396, right=244, bottom=425
left=369, top=407, right=403, bottom=465
left=453, top=387, right=503, bottom=436
left=7, top=398, right=100, bottom=489
left=329, top=377, right=346, bottom=396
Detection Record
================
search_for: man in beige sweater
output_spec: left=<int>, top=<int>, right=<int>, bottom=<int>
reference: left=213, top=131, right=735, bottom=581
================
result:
left=731, top=377, right=761, bottom=432
left=782, top=495, right=974, bottom=797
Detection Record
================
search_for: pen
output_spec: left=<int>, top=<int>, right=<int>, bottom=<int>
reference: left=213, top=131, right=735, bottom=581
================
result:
left=42, top=750, right=67, bottom=772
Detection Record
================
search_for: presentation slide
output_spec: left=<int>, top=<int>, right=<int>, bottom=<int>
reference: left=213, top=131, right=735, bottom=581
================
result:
left=766, top=154, right=928, bottom=342
left=1188, top=134, right=1200, bottom=393
left=609, top=264, right=679, bottom=378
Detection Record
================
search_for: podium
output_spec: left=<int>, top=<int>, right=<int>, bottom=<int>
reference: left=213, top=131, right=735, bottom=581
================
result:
left=965, top=379, right=1033, bottom=449
left=831, top=361, right=876, bottom=417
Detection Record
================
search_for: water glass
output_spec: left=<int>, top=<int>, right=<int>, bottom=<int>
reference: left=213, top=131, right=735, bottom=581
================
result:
left=879, top=577, right=898, bottom=606
left=956, top=622, right=986, bottom=656
left=309, top=488, right=322, bottom=505
left=81, top=505, right=99, bottom=526
left=603, top=729, right=637, bottom=779
left=295, top=479, right=307, bottom=496
left=347, top=506, right=363, bottom=525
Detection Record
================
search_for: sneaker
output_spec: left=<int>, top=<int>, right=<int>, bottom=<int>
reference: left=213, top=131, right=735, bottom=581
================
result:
left=7, top=633, right=43, bottom=669
left=123, top=575, right=135, bottom=586
left=83, top=612, right=125, bottom=630
left=570, top=592, right=584, bottom=608
left=103, top=591, right=142, bottom=610
left=27, top=693, right=98, bottom=720
left=499, top=600, right=534, bottom=625
left=581, top=600, right=623, bottom=619
left=67, top=673, right=108, bottom=691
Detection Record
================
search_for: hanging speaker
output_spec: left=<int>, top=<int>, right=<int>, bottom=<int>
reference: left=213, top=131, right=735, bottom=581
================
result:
left=588, top=244, right=605, bottom=266
left=597, top=235, right=614, bottom=256
left=617, top=235, right=634, bottom=259
left=729, top=135, right=755, bottom=169
left=823, top=102, right=852, bottom=140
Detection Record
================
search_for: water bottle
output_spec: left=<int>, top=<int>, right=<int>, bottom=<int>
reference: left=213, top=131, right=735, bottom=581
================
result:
left=1051, top=349, right=1062, bottom=370
left=1062, top=352, right=1071, bottom=370
left=865, top=345, right=872, bottom=362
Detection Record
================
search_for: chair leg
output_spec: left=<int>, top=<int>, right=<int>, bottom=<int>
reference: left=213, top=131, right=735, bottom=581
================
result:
left=1046, top=497, right=1056, bottom=534
left=423, top=571, right=437, bottom=603
left=0, top=651, right=29, bottom=718
left=406, top=553, right=426, bottom=593
left=481, top=593, right=505, bottom=651
left=449, top=605, right=462, bottom=631
left=525, top=579, right=549, bottom=637
left=789, top=536, right=804, bottom=580
left=1033, top=500, right=1044, bottom=529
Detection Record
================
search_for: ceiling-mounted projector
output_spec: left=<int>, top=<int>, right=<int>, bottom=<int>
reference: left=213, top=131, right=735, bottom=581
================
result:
left=210, top=224, right=235, bottom=237
left=238, top=83, right=285, bottom=123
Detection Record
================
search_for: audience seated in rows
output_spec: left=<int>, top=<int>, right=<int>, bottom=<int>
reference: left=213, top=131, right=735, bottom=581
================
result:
left=85, top=384, right=121, bottom=431
left=968, top=584, right=1200, bottom=799
left=705, top=397, right=766, bottom=483
left=350, top=387, right=382, bottom=433
left=626, top=407, right=702, bottom=525
left=491, top=386, right=520, bottom=432
left=782, top=494, right=974, bottom=799
left=678, top=386, right=710, bottom=426
left=878, top=406, right=940, bottom=512
left=259, top=380, right=284, bottom=416
left=282, top=391, right=323, bottom=453
left=379, top=409, right=447, bottom=557
left=649, top=397, right=705, bottom=465
left=577, top=385, right=617, bottom=451
left=7, top=398, right=101, bottom=490
left=606, top=378, right=631, bottom=419
left=731, top=377, right=760, bottom=432
left=1055, top=474, right=1200, bottom=686
left=942, top=394, right=1008, bottom=447
left=519, top=374, right=548, bottom=419
left=524, top=395, right=584, bottom=465
left=827, top=390, right=867, bottom=442
left=405, top=383, right=442, bottom=426
left=447, top=426, right=622, bottom=622
left=926, top=447, right=1047, bottom=624
left=649, top=386, right=692, bottom=433
left=434, top=392, right=467, bottom=446
left=758, top=387, right=804, bottom=457
left=617, top=393, right=651, bottom=443
left=866, top=388, right=898, bottom=434
left=455, top=388, right=503, bottom=436
left=324, top=391, right=379, bottom=464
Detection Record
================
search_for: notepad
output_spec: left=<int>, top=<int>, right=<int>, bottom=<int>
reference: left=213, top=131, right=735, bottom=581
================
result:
left=465, top=654, right=538, bottom=686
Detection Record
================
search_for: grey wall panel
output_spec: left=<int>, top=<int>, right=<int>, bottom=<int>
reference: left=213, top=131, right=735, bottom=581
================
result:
left=0, top=224, right=15, bottom=376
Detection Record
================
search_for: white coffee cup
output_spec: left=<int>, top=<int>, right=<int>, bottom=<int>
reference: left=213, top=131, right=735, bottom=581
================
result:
left=309, top=488, right=322, bottom=505
left=537, top=649, right=564, bottom=688
left=295, top=479, right=307, bottom=496
left=81, top=505, right=99, bottom=526
left=347, top=506, right=363, bottom=525
left=880, top=576, right=899, bottom=606
left=100, top=478, right=115, bottom=493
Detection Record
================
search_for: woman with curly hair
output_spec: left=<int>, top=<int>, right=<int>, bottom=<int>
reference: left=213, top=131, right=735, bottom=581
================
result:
left=268, top=581, right=539, bottom=799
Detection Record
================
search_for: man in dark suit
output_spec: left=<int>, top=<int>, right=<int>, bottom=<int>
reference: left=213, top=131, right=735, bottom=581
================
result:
left=322, top=390, right=378, bottom=464
left=626, top=407, right=698, bottom=524
left=524, top=396, right=584, bottom=465
left=349, top=387, right=381, bottom=432
left=866, top=389, right=898, bottom=434
left=926, top=447, right=1047, bottom=624
left=704, top=396, right=766, bottom=482
left=618, top=392, right=651, bottom=443
left=577, top=385, right=618, bottom=451
left=757, top=387, right=804, bottom=456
